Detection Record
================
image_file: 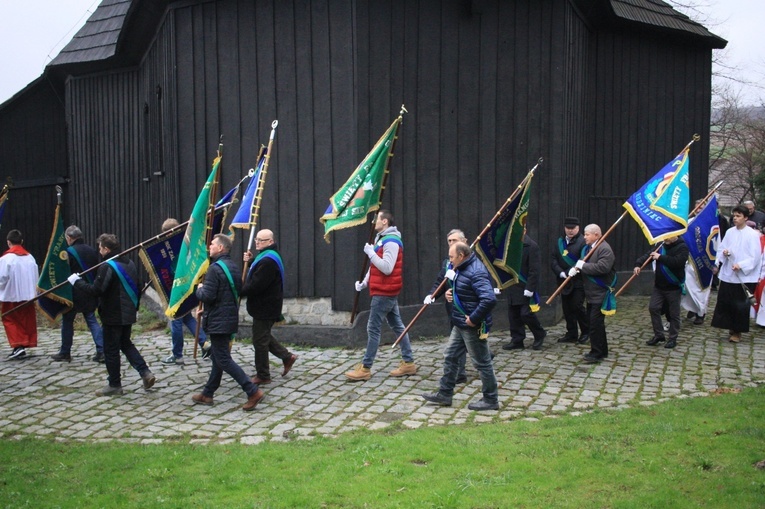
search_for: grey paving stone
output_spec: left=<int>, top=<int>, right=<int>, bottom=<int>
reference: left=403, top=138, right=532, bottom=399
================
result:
left=0, top=295, right=762, bottom=444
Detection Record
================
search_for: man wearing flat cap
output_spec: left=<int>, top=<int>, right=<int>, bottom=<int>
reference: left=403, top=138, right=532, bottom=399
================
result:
left=550, top=216, right=589, bottom=344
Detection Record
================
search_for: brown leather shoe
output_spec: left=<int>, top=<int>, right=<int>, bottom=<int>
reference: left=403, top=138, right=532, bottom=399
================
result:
left=243, top=389, right=264, bottom=411
left=251, top=376, right=272, bottom=385
left=282, top=354, right=298, bottom=376
left=191, top=393, right=213, bottom=406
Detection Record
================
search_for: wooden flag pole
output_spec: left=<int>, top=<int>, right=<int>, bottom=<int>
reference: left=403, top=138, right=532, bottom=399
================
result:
left=614, top=180, right=723, bottom=297
left=0, top=212, right=209, bottom=319
left=391, top=159, right=542, bottom=349
left=242, top=120, right=278, bottom=282
left=349, top=105, right=407, bottom=325
left=193, top=138, right=224, bottom=359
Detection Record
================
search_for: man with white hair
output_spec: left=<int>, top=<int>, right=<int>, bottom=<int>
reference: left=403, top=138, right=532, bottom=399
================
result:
left=743, top=201, right=765, bottom=230
left=568, top=224, right=616, bottom=363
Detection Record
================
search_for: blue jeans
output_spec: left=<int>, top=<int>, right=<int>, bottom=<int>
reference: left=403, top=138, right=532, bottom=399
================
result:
left=60, top=309, right=104, bottom=355
left=202, top=334, right=257, bottom=398
left=362, top=296, right=413, bottom=367
left=171, top=313, right=207, bottom=358
left=439, top=326, right=498, bottom=404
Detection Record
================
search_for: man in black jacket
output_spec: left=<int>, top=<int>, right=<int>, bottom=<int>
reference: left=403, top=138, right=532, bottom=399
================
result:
left=241, top=229, right=297, bottom=384
left=550, top=217, right=589, bottom=344
left=52, top=225, right=105, bottom=363
left=192, top=234, right=263, bottom=411
left=633, top=236, right=689, bottom=349
left=68, top=234, right=155, bottom=396
left=502, top=228, right=547, bottom=351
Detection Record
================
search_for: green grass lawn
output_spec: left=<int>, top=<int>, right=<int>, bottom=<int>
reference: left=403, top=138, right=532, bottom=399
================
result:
left=2, top=387, right=764, bottom=508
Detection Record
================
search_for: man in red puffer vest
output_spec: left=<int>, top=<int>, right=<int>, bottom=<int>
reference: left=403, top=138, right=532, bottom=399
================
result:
left=345, top=210, right=416, bottom=381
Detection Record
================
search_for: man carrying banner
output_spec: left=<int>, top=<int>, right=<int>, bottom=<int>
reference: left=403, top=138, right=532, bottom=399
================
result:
left=0, top=230, right=38, bottom=359
left=191, top=234, right=264, bottom=411
left=502, top=227, right=547, bottom=351
left=551, top=217, right=589, bottom=344
left=568, top=224, right=616, bottom=363
left=68, top=234, right=156, bottom=396
left=423, top=228, right=468, bottom=384
left=51, top=226, right=105, bottom=363
left=633, top=235, right=689, bottom=349
left=241, top=229, right=297, bottom=384
left=421, top=241, right=499, bottom=411
left=158, top=218, right=209, bottom=365
left=345, top=210, right=417, bottom=381
left=710, top=205, right=761, bottom=343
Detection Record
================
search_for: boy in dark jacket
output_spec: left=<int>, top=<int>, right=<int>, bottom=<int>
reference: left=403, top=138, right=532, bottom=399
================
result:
left=191, top=234, right=263, bottom=411
left=633, top=236, right=689, bottom=349
left=69, top=233, right=155, bottom=396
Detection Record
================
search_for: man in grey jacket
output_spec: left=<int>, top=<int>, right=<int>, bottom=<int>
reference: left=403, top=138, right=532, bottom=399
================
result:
left=568, top=224, right=616, bottom=363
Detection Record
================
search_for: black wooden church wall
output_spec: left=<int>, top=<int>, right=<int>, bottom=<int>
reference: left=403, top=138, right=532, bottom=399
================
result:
left=59, top=0, right=715, bottom=312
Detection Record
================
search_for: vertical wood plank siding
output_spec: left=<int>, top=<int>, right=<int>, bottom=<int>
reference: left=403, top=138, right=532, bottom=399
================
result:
left=56, top=0, right=713, bottom=311
left=0, top=81, right=67, bottom=261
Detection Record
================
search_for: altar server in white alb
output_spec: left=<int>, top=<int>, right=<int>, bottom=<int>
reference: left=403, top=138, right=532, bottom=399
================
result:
left=710, top=205, right=761, bottom=343
left=0, top=229, right=38, bottom=359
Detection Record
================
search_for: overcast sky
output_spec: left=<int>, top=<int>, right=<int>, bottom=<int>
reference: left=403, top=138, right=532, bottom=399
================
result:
left=0, top=0, right=763, bottom=105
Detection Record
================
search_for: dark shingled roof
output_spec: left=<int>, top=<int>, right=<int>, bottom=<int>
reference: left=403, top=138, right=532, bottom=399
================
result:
left=47, top=0, right=725, bottom=70
left=609, top=0, right=726, bottom=47
left=48, top=0, right=131, bottom=67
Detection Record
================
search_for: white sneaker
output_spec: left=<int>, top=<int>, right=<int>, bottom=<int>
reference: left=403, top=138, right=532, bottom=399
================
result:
left=161, top=354, right=184, bottom=365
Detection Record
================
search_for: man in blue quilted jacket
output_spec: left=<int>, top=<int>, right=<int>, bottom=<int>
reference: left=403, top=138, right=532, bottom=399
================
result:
left=421, top=241, right=499, bottom=411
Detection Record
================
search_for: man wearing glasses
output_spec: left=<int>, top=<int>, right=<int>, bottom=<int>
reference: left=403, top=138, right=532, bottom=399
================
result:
left=242, top=229, right=297, bottom=384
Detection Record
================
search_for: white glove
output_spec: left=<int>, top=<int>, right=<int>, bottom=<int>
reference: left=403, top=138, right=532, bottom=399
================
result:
left=444, top=269, right=456, bottom=281
left=423, top=294, right=434, bottom=305
left=559, top=272, right=566, bottom=279
left=568, top=267, right=579, bottom=278
left=354, top=280, right=367, bottom=292
left=363, top=243, right=376, bottom=257
left=67, top=273, right=81, bottom=285
left=575, top=260, right=585, bottom=270
left=523, top=289, right=533, bottom=298
left=493, top=288, right=501, bottom=295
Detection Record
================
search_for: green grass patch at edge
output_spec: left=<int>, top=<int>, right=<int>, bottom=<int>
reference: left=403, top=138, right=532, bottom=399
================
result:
left=1, top=387, right=764, bottom=508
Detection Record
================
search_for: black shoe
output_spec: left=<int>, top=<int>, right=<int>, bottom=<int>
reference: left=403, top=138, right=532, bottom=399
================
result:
left=686, top=311, right=696, bottom=319
left=693, top=315, right=704, bottom=325
left=51, top=352, right=71, bottom=362
left=646, top=336, right=665, bottom=346
left=468, top=399, right=499, bottom=411
left=577, top=334, right=590, bottom=344
left=582, top=353, right=604, bottom=364
left=201, top=344, right=212, bottom=359
left=532, top=332, right=546, bottom=350
left=421, top=392, right=452, bottom=406
left=502, top=342, right=524, bottom=351
left=92, top=352, right=105, bottom=363
left=664, top=339, right=677, bottom=349
left=557, top=335, right=577, bottom=343
left=455, top=374, right=468, bottom=384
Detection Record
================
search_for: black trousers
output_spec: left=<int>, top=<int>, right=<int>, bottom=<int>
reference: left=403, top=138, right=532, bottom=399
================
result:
left=103, top=324, right=149, bottom=388
left=586, top=303, right=607, bottom=358
left=561, top=287, right=589, bottom=339
left=649, top=286, right=681, bottom=341
left=508, top=303, right=546, bottom=345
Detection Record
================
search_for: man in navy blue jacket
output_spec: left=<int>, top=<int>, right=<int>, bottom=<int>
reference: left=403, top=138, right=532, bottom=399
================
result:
left=191, top=234, right=263, bottom=412
left=421, top=242, right=499, bottom=411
